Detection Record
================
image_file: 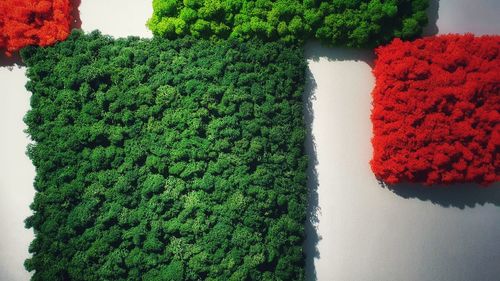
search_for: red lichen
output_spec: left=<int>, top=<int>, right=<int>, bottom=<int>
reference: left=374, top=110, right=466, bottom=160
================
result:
left=0, top=0, right=73, bottom=56
left=371, top=34, right=500, bottom=185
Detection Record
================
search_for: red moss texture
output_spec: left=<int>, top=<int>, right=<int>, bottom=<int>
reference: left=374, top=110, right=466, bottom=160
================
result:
left=371, top=34, right=500, bottom=185
left=0, top=0, right=73, bottom=56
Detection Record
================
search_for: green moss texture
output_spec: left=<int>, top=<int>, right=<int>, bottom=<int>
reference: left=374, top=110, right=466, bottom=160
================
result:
left=148, top=0, right=429, bottom=47
left=22, top=30, right=307, bottom=281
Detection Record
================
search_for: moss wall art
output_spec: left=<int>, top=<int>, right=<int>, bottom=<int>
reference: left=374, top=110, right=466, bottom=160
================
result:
left=148, top=0, right=430, bottom=47
left=371, top=34, right=500, bottom=185
left=22, top=30, right=307, bottom=281
left=9, top=1, right=500, bottom=281
left=0, top=0, right=75, bottom=56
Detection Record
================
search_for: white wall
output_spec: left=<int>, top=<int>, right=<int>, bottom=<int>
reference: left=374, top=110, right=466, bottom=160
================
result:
left=79, top=0, right=152, bottom=38
left=436, top=0, right=500, bottom=35
left=0, top=66, right=36, bottom=281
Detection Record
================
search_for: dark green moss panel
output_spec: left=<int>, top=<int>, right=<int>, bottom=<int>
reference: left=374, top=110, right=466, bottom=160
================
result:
left=21, top=30, right=308, bottom=281
left=148, top=0, right=430, bottom=47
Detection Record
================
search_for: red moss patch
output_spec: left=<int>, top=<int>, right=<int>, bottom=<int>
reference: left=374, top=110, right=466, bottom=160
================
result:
left=371, top=34, right=500, bottom=185
left=0, top=0, right=73, bottom=56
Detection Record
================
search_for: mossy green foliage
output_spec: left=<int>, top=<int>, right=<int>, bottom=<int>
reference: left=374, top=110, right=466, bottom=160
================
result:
left=148, top=0, right=429, bottom=47
left=21, top=30, right=307, bottom=280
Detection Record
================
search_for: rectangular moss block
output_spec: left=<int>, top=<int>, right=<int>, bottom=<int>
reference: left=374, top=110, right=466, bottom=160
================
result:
left=148, top=0, right=429, bottom=47
left=371, top=35, right=500, bottom=185
left=0, top=0, right=74, bottom=56
left=22, top=30, right=307, bottom=280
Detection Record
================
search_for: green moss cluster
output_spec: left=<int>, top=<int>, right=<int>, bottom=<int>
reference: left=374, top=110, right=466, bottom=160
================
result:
left=148, top=0, right=429, bottom=47
left=22, top=30, right=307, bottom=281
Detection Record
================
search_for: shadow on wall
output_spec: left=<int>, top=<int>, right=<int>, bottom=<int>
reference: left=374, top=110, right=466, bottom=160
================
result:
left=72, top=0, right=82, bottom=31
left=380, top=181, right=500, bottom=209
left=303, top=64, right=321, bottom=281
left=0, top=0, right=82, bottom=68
left=0, top=52, right=23, bottom=69
left=423, top=0, right=440, bottom=36
left=306, top=40, right=375, bottom=67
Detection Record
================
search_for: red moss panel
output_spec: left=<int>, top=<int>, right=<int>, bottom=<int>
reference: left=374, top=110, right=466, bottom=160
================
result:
left=0, top=0, right=73, bottom=56
left=371, top=34, right=500, bottom=185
